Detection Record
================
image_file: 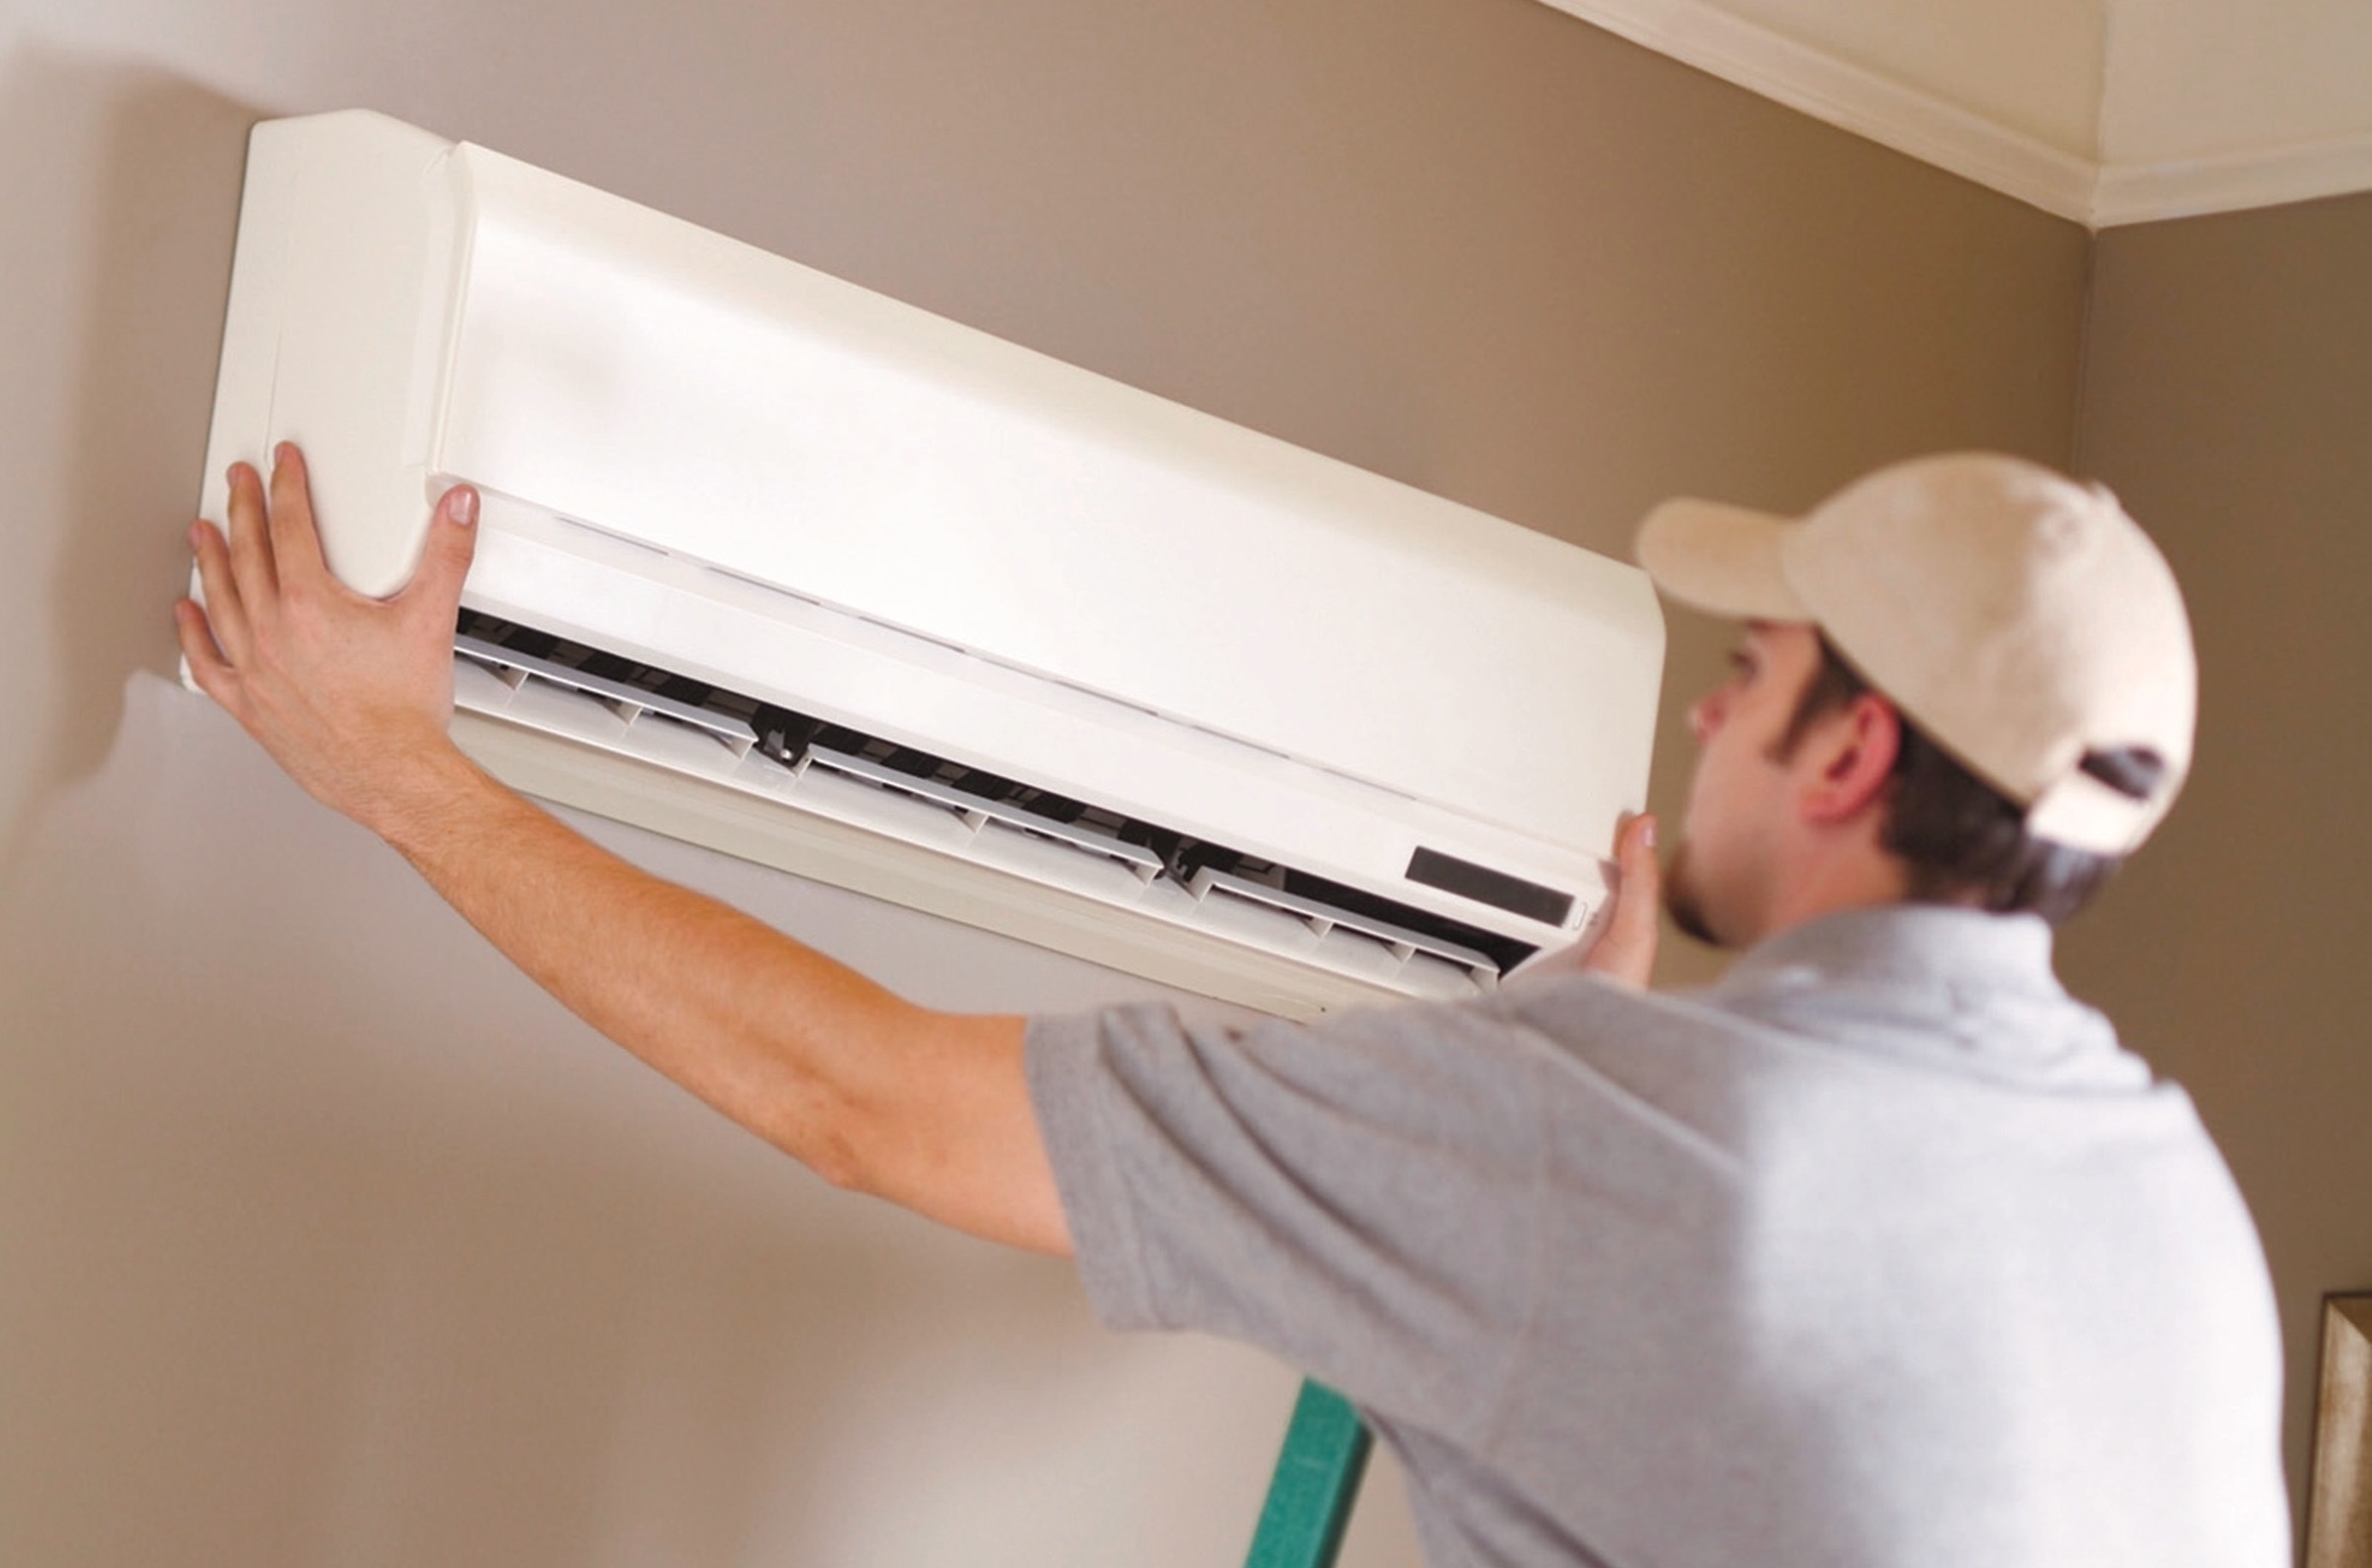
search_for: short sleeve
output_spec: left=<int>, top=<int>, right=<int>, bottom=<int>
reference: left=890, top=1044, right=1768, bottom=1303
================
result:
left=1025, top=996, right=1551, bottom=1443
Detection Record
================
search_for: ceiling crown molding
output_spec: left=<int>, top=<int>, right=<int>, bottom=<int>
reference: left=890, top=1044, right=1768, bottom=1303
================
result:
left=2091, top=132, right=2372, bottom=227
left=1538, top=0, right=2372, bottom=228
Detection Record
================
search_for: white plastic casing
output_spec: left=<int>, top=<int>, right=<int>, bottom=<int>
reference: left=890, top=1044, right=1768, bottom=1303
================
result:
left=194, top=110, right=1664, bottom=1017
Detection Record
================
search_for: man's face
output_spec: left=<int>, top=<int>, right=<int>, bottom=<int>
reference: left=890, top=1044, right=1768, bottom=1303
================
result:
left=1663, top=620, right=1823, bottom=948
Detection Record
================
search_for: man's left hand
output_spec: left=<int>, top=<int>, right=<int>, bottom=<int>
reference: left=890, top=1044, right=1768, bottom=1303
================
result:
left=1580, top=811, right=1661, bottom=987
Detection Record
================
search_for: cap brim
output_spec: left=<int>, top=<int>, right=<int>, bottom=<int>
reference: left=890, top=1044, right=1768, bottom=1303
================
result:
left=1634, top=498, right=1810, bottom=621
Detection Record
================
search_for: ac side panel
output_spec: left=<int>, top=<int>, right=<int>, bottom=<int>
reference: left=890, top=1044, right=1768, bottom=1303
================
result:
left=432, top=144, right=1663, bottom=855
left=192, top=123, right=297, bottom=590
left=197, top=110, right=462, bottom=600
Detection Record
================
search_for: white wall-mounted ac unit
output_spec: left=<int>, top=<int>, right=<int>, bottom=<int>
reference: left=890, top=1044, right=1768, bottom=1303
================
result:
left=192, top=110, right=1663, bottom=1019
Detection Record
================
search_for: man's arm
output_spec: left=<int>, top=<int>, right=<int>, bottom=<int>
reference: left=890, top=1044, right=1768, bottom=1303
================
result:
left=174, top=446, right=1069, bottom=1255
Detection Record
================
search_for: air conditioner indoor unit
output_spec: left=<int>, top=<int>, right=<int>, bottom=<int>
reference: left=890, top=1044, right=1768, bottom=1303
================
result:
left=191, top=110, right=1664, bottom=1019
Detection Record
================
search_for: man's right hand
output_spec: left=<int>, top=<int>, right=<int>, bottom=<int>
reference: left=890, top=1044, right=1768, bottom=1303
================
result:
left=175, top=444, right=482, bottom=837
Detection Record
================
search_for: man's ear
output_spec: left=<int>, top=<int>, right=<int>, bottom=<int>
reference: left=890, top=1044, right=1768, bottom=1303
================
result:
left=1797, top=692, right=1902, bottom=826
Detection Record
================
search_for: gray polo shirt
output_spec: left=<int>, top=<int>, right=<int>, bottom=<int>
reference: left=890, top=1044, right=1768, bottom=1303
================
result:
left=1025, top=905, right=2288, bottom=1568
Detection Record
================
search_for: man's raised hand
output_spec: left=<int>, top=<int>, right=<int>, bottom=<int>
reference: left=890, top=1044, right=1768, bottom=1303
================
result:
left=1579, top=811, right=1661, bottom=987
left=1502, top=811, right=1660, bottom=992
left=175, top=444, right=483, bottom=835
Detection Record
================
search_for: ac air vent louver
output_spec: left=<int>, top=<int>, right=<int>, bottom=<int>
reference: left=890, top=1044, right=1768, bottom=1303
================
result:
left=454, top=610, right=1536, bottom=1000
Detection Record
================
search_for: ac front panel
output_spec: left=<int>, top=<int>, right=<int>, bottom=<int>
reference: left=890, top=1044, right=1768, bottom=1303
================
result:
left=193, top=109, right=1666, bottom=1014
left=430, top=140, right=1662, bottom=858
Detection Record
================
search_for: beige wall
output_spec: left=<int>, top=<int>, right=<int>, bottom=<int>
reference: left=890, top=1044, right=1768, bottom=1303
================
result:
left=1, top=1, right=2090, bottom=1563
left=2062, top=189, right=2372, bottom=1529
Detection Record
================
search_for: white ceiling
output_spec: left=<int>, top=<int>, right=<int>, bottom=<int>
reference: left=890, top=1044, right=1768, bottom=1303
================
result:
left=1538, top=0, right=2372, bottom=225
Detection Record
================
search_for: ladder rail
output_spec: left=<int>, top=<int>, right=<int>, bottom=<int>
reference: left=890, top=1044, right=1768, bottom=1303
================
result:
left=1243, top=1379, right=1373, bottom=1568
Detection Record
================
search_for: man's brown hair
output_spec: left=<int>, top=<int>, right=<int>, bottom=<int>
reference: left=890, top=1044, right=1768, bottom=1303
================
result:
left=1778, top=637, right=2165, bottom=924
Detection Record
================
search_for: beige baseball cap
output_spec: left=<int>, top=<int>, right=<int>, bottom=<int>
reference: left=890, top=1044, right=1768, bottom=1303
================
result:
left=1635, top=453, right=2195, bottom=855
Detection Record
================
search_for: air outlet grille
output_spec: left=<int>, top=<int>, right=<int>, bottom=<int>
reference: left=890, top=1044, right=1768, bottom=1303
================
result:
left=451, top=610, right=1535, bottom=1000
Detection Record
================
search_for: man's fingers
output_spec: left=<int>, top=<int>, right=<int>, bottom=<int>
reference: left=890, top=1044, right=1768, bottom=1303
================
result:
left=175, top=597, right=241, bottom=710
left=1608, top=812, right=1661, bottom=945
left=188, top=518, right=252, bottom=666
left=398, top=484, right=479, bottom=620
left=224, top=460, right=279, bottom=610
left=1581, top=812, right=1660, bottom=988
left=265, top=442, right=329, bottom=583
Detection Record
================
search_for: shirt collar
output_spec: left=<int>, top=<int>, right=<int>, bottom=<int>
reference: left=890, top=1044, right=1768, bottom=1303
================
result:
left=1714, top=904, right=2064, bottom=1004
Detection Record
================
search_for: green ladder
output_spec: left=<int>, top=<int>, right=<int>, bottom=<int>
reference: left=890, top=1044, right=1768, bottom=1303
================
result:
left=1242, top=1379, right=1373, bottom=1568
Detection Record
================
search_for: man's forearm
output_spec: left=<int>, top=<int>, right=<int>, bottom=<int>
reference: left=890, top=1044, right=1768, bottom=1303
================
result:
left=368, top=742, right=1071, bottom=1255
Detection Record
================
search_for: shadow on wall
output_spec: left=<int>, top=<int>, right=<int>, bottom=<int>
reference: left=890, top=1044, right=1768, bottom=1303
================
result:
left=0, top=46, right=253, bottom=882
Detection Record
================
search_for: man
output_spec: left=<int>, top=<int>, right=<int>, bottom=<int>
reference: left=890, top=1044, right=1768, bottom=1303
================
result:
left=177, top=448, right=2287, bottom=1565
